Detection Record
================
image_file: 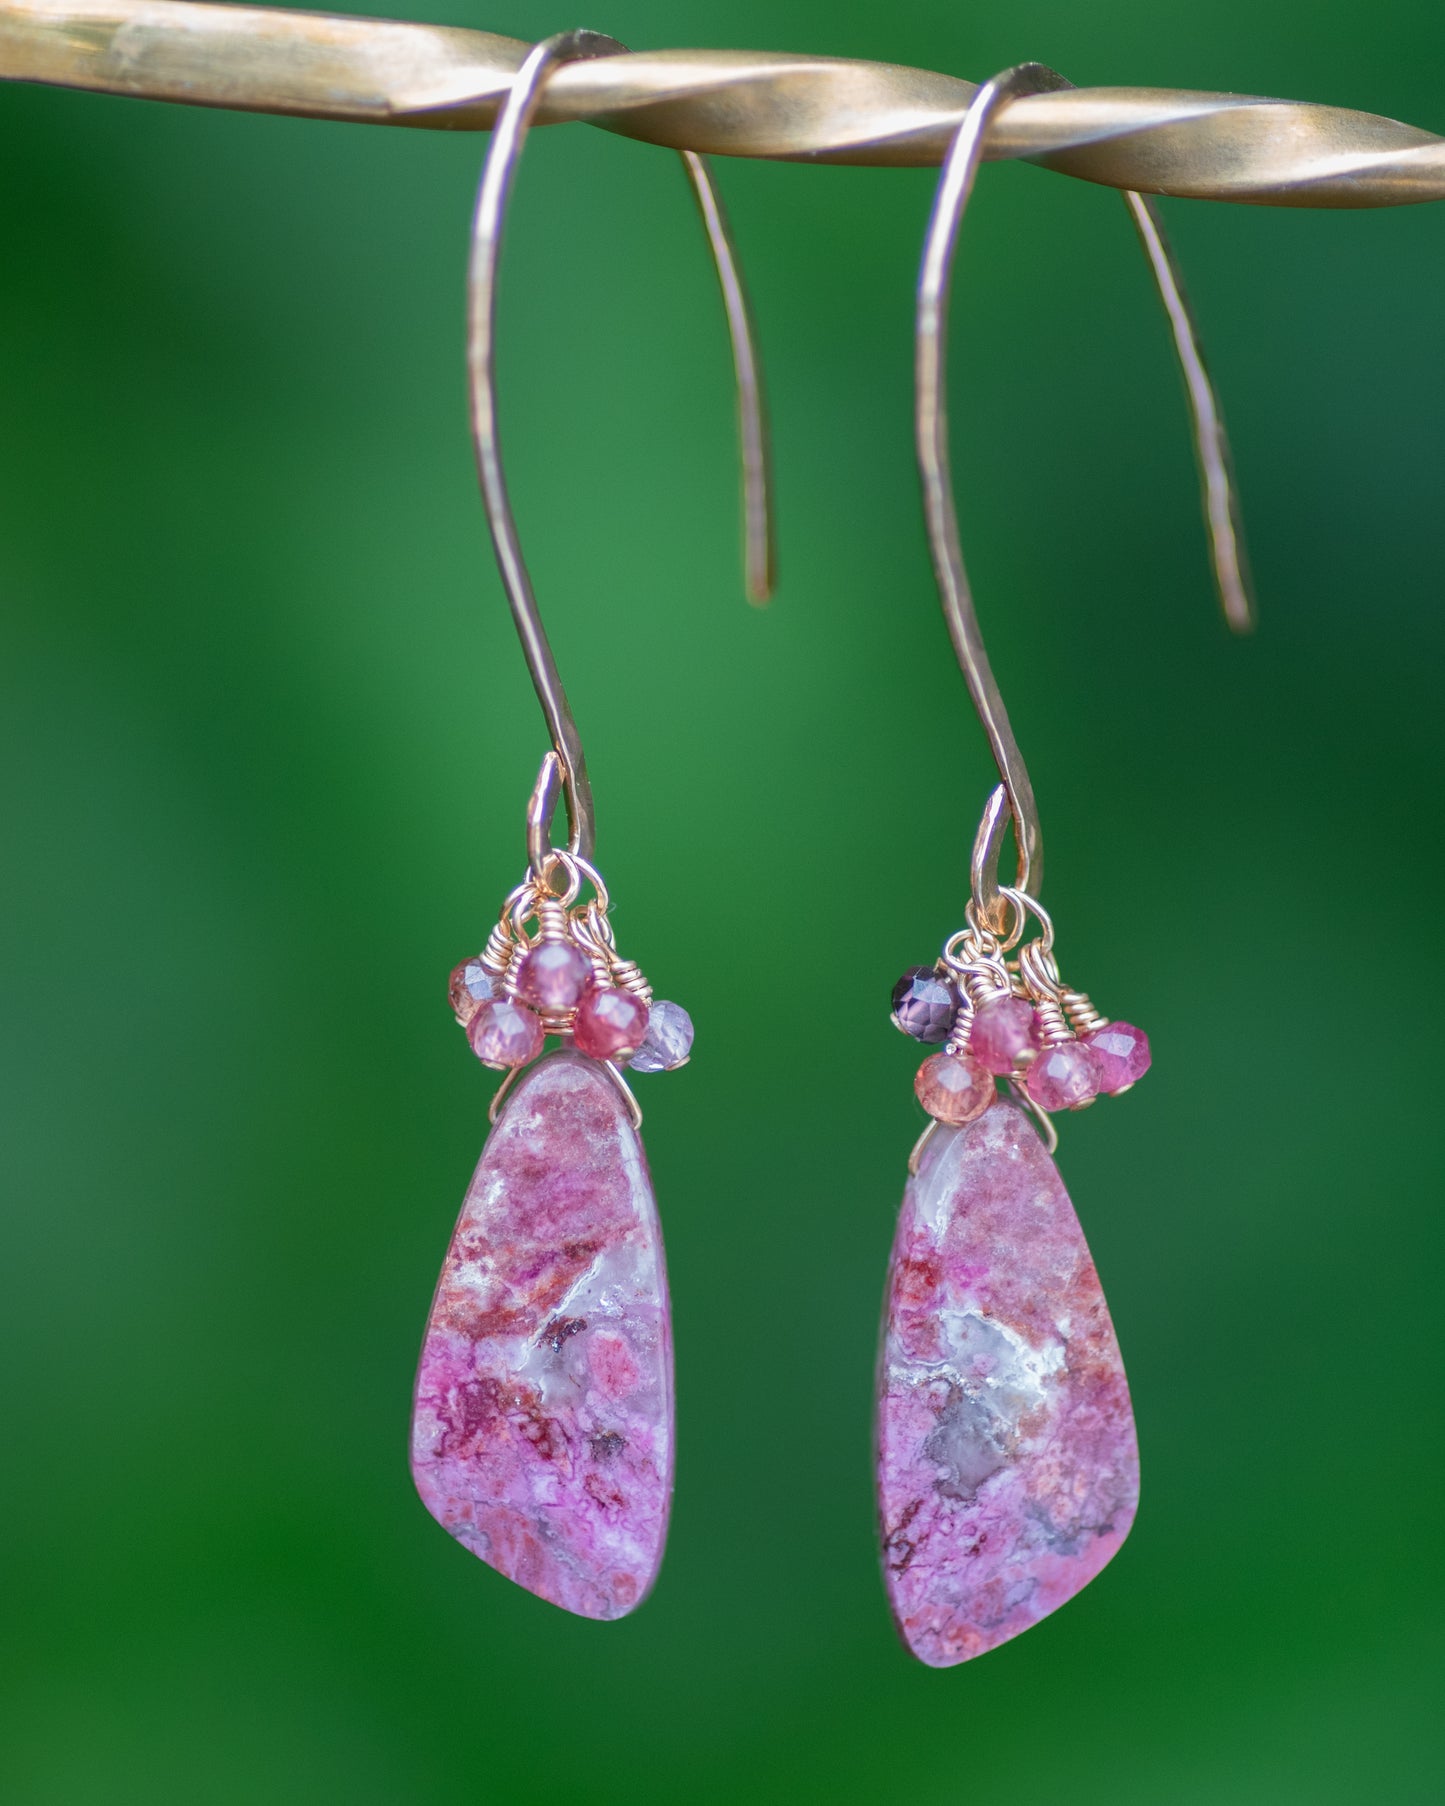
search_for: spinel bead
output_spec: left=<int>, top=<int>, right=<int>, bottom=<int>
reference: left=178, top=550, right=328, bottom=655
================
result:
left=891, top=967, right=958, bottom=1044
left=628, top=1000, right=694, bottom=1074
left=877, top=1101, right=1138, bottom=1665
left=466, top=997, right=545, bottom=1069
left=448, top=957, right=495, bottom=1026
left=514, top=941, right=592, bottom=1013
left=574, top=986, right=650, bottom=1061
left=915, top=1051, right=995, bottom=1125
left=1084, top=1022, right=1152, bottom=1093
left=1026, top=1041, right=1101, bottom=1112
left=968, top=997, right=1042, bottom=1074
left=411, top=1051, right=673, bottom=1619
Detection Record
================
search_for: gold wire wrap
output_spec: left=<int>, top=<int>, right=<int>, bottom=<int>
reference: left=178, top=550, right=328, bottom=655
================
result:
left=1031, top=995, right=1071, bottom=1049
left=480, top=918, right=517, bottom=983
left=1063, top=990, right=1108, bottom=1037
left=568, top=904, right=615, bottom=989
left=606, top=955, right=653, bottom=1006
left=3, top=2, right=1445, bottom=207
left=535, top=895, right=567, bottom=944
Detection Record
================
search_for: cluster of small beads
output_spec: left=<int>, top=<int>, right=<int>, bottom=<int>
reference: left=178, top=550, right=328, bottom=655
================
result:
left=891, top=939, right=1151, bottom=1127
left=449, top=874, right=693, bottom=1077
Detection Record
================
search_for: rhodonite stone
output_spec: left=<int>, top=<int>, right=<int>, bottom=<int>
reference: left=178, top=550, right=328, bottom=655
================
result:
left=411, top=1050, right=673, bottom=1619
left=877, top=1101, right=1138, bottom=1666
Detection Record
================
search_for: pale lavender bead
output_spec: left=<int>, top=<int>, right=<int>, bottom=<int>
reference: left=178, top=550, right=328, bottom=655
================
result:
left=628, top=1000, right=694, bottom=1073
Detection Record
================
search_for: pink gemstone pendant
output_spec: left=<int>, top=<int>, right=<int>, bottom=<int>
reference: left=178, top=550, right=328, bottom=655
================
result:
left=877, top=1101, right=1138, bottom=1666
left=411, top=1050, right=673, bottom=1620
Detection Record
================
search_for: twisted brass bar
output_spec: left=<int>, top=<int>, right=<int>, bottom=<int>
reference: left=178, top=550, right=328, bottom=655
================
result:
left=3, top=0, right=1445, bottom=206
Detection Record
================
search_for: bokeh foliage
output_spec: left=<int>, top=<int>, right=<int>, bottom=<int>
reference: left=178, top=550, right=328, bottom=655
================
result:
left=2, top=2, right=1443, bottom=1801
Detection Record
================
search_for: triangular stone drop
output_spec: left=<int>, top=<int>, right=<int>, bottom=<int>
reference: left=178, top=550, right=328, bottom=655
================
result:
left=877, top=1101, right=1139, bottom=1665
left=411, top=1050, right=673, bottom=1619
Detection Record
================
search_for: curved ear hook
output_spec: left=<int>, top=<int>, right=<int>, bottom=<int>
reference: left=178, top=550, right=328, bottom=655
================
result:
left=470, top=28, right=775, bottom=866
left=918, top=61, right=1256, bottom=930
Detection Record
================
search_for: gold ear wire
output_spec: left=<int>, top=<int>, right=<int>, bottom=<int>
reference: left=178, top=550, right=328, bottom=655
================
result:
left=917, top=61, right=1255, bottom=927
left=469, top=29, right=775, bottom=866
left=1124, top=190, right=1254, bottom=637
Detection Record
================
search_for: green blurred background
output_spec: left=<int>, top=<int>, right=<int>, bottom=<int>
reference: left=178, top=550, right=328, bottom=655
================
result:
left=3, top=2, right=1443, bottom=1800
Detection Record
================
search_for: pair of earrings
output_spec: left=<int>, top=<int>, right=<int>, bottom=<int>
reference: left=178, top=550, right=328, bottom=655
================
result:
left=409, top=47, right=1252, bottom=1664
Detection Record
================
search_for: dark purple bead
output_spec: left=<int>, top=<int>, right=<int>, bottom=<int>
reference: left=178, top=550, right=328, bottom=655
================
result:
left=890, top=966, right=958, bottom=1044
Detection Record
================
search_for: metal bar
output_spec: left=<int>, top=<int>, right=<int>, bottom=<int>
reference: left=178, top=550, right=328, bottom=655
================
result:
left=3, top=0, right=1445, bottom=206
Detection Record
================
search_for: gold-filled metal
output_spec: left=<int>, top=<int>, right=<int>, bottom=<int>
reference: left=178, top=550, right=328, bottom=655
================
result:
left=468, top=30, right=772, bottom=864
left=5, top=3, right=1445, bottom=207
left=917, top=65, right=1254, bottom=928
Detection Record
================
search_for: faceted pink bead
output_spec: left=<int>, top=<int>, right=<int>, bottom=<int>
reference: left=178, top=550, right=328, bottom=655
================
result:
left=968, top=997, right=1042, bottom=1074
left=513, top=941, right=592, bottom=1013
left=466, top=998, right=545, bottom=1070
left=574, top=986, right=650, bottom=1061
left=1084, top=1022, right=1152, bottom=1094
left=914, top=1052, right=995, bottom=1125
left=1025, top=1041, right=1101, bottom=1112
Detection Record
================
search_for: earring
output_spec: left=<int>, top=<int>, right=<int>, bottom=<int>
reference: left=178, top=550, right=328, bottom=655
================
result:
left=410, top=32, right=772, bottom=1620
left=877, top=65, right=1253, bottom=1667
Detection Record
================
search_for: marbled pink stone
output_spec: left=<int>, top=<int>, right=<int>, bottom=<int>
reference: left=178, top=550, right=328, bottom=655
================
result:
left=411, top=1050, right=673, bottom=1619
left=877, top=1101, right=1138, bottom=1666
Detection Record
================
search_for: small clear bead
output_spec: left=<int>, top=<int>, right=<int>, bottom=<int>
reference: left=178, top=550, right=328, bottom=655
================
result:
left=448, top=957, right=495, bottom=1026
left=628, top=1000, right=694, bottom=1073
